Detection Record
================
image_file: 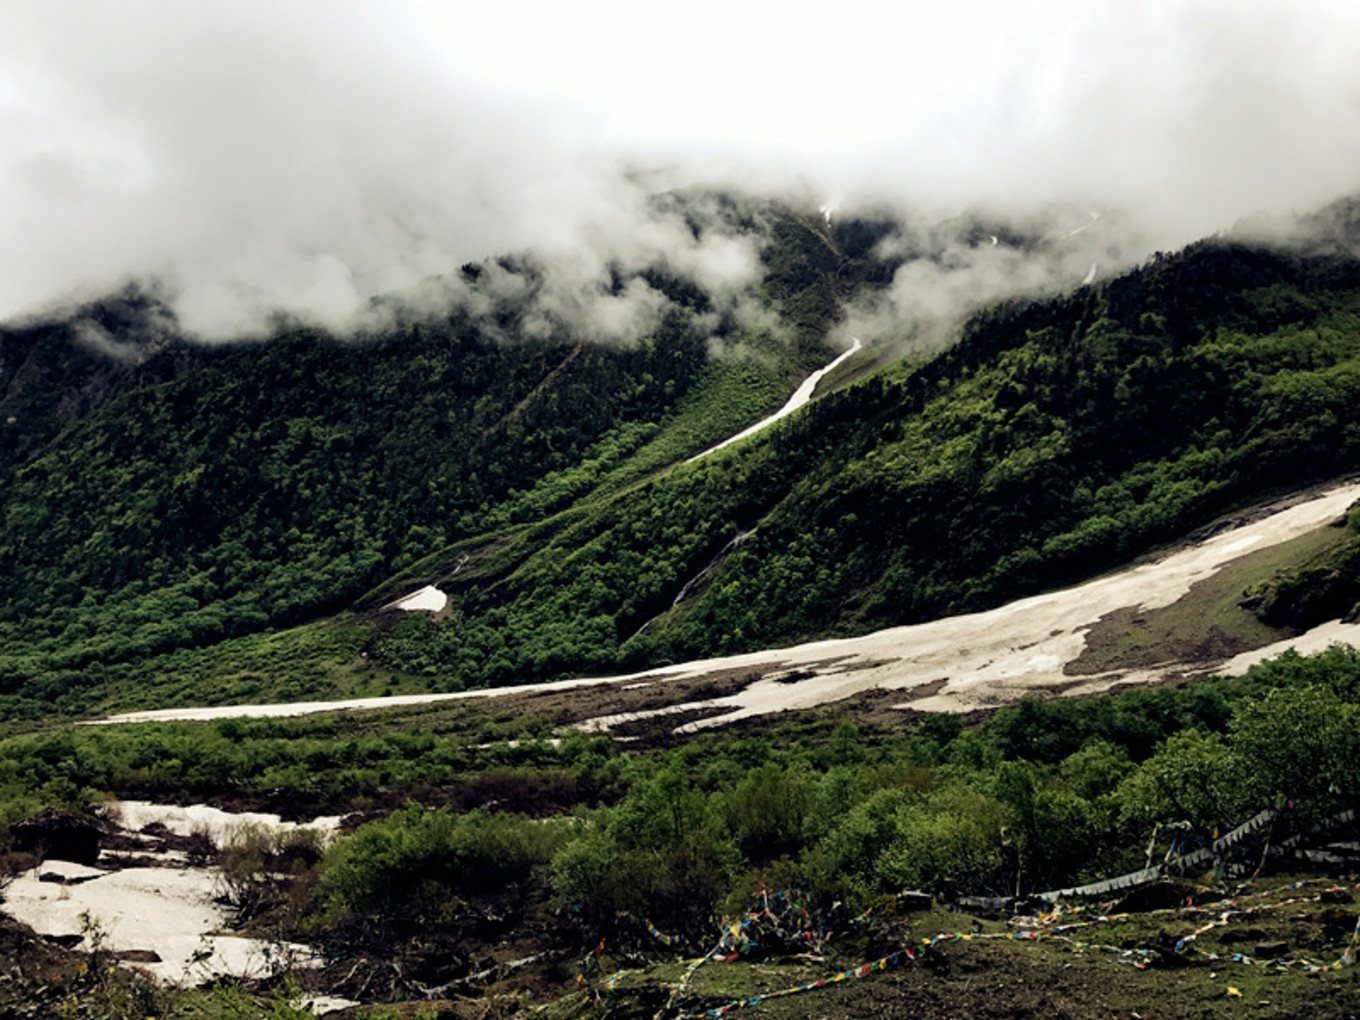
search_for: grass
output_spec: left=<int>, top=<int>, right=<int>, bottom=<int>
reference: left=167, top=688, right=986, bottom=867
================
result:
left=87, top=619, right=388, bottom=717
left=1069, top=521, right=1351, bottom=676
left=586, top=349, right=792, bottom=497
left=563, top=885, right=1360, bottom=1020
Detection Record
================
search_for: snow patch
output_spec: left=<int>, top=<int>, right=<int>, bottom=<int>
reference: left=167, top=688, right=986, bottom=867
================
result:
left=1217, top=618, right=1360, bottom=676
left=1, top=802, right=346, bottom=986
left=1064, top=211, right=1102, bottom=238
left=384, top=584, right=448, bottom=613
left=113, top=800, right=345, bottom=844
left=300, top=995, right=362, bottom=1016
left=689, top=337, right=863, bottom=462
left=3, top=861, right=316, bottom=983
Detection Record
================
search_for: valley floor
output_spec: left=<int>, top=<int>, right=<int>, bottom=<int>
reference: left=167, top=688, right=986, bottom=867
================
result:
left=6, top=861, right=1359, bottom=1019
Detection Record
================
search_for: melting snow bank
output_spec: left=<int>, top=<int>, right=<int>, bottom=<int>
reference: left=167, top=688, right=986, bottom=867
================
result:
left=4, top=861, right=314, bottom=984
left=688, top=337, right=863, bottom=462
left=112, top=800, right=346, bottom=844
left=95, top=480, right=1360, bottom=730
left=577, top=480, right=1360, bottom=730
left=0, top=801, right=341, bottom=991
left=1217, top=617, right=1360, bottom=676
left=383, top=584, right=448, bottom=613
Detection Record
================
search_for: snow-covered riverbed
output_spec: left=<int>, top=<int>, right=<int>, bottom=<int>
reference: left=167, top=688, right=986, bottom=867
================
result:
left=1, top=802, right=342, bottom=988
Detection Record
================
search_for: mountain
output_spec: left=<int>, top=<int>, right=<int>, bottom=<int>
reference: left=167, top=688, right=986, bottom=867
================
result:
left=6, top=192, right=1360, bottom=1020
left=3, top=195, right=1360, bottom=721
left=0, top=195, right=887, bottom=717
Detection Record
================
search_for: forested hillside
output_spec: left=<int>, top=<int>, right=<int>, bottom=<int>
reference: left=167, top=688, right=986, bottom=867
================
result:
left=6, top=196, right=1360, bottom=720
left=372, top=237, right=1360, bottom=691
left=0, top=195, right=899, bottom=718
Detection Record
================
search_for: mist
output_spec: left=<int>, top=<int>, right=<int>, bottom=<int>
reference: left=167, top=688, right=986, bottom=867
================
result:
left=829, top=207, right=1140, bottom=352
left=4, top=0, right=1360, bottom=341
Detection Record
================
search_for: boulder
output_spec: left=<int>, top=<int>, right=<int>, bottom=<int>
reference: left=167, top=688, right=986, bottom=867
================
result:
left=113, top=949, right=162, bottom=964
left=11, top=811, right=105, bottom=866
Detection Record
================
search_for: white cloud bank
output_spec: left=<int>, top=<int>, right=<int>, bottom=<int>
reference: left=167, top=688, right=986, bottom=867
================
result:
left=3, top=0, right=1360, bottom=338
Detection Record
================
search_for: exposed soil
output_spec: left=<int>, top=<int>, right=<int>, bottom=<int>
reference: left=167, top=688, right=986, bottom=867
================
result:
left=1069, top=606, right=1266, bottom=676
left=0, top=913, right=89, bottom=1016
left=493, top=666, right=773, bottom=727
left=568, top=879, right=1360, bottom=1020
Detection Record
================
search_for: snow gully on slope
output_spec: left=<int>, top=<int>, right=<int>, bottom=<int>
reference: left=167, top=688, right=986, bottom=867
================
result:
left=687, top=337, right=863, bottom=463
left=628, top=528, right=757, bottom=642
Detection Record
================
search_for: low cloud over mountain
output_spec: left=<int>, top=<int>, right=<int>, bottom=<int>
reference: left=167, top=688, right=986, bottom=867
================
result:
left=4, top=1, right=1360, bottom=339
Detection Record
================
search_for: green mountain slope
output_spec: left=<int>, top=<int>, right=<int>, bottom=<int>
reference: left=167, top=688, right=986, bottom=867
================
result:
left=369, top=238, right=1360, bottom=689
left=0, top=198, right=882, bottom=717
left=5, top=197, right=1360, bottom=719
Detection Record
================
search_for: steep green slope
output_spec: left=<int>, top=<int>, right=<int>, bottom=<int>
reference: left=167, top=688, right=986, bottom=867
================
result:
left=0, top=198, right=875, bottom=718
left=372, top=239, right=1360, bottom=688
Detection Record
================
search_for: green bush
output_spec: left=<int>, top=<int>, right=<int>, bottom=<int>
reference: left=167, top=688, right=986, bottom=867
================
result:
left=316, top=804, right=566, bottom=934
left=551, top=762, right=739, bottom=934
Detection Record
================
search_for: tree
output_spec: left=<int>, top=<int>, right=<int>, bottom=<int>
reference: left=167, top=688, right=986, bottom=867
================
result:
left=1118, top=730, right=1243, bottom=839
left=1230, top=685, right=1360, bottom=808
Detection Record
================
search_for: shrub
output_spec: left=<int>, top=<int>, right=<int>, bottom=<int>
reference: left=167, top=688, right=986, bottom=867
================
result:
left=217, top=823, right=325, bottom=923
left=316, top=804, right=566, bottom=935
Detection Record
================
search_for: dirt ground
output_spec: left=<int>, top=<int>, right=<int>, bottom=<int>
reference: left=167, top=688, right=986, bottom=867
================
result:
left=308, top=878, right=1360, bottom=1020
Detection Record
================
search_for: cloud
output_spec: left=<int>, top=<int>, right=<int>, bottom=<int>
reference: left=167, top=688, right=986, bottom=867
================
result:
left=3, top=1, right=1360, bottom=340
left=356, top=187, right=766, bottom=346
left=826, top=206, right=1143, bottom=353
left=827, top=1, right=1360, bottom=242
left=0, top=1, right=636, bottom=337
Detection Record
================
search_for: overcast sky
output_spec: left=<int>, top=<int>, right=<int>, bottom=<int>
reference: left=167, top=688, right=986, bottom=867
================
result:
left=4, top=0, right=1360, bottom=336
